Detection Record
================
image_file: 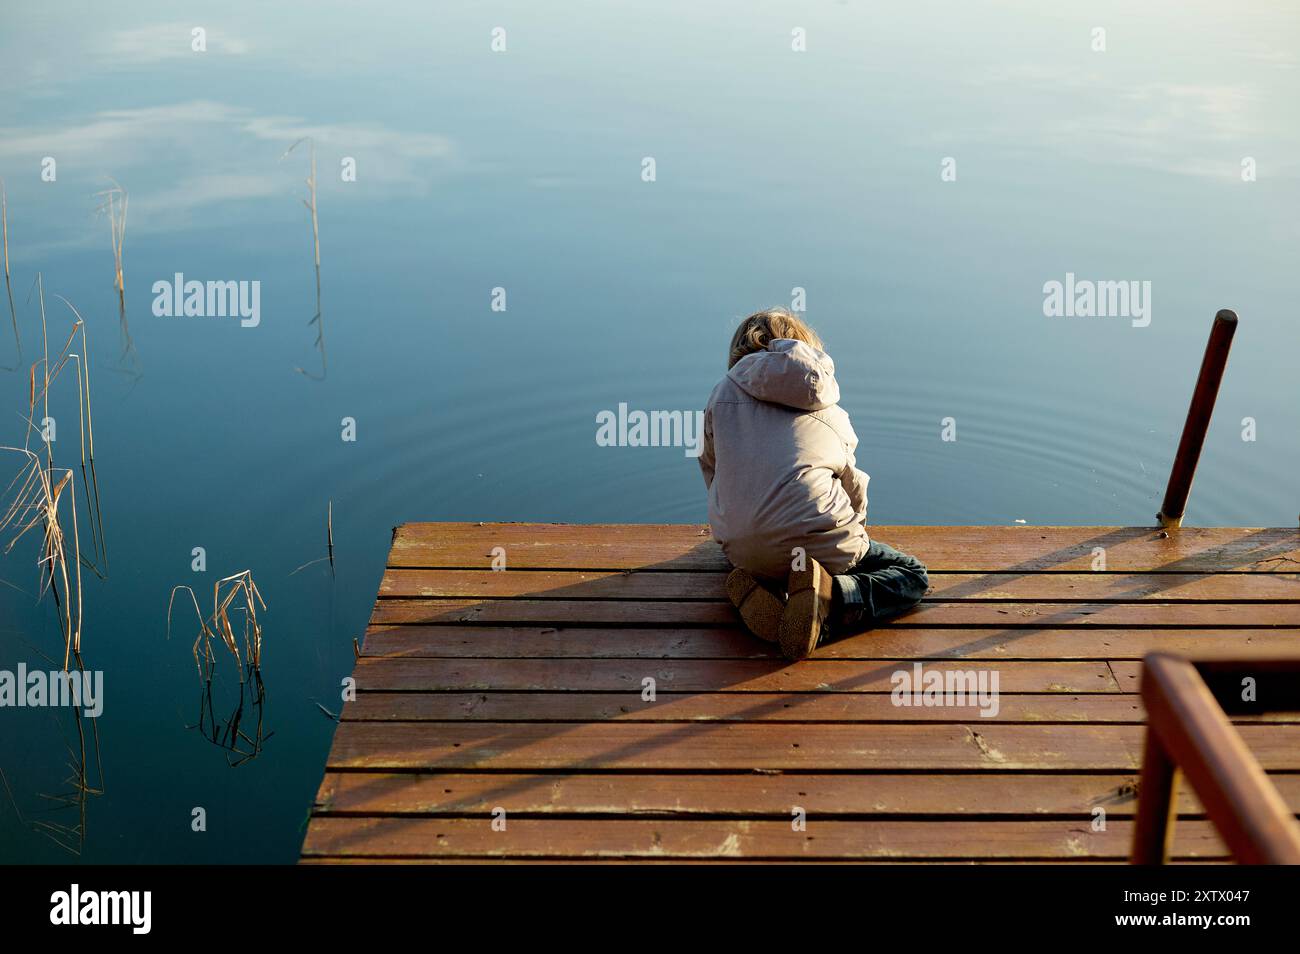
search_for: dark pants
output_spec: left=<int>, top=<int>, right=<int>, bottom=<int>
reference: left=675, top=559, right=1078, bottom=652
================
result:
left=822, top=539, right=928, bottom=643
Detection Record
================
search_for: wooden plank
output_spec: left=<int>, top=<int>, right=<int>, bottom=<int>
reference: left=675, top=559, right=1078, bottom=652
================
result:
left=371, top=598, right=736, bottom=626
left=323, top=722, right=1300, bottom=772
left=1109, top=662, right=1143, bottom=693
left=352, top=657, right=1120, bottom=693
left=324, top=722, right=1152, bottom=772
left=369, top=598, right=1300, bottom=627
left=300, top=816, right=1231, bottom=859
left=345, top=691, right=1138, bottom=723
left=360, top=624, right=1300, bottom=661
left=380, top=568, right=1300, bottom=602
left=340, top=691, right=1300, bottom=724
left=382, top=569, right=726, bottom=600
left=390, top=524, right=1300, bottom=573
left=925, top=573, right=1300, bottom=602
left=298, top=857, right=1227, bottom=865
left=313, top=771, right=1300, bottom=817
left=897, top=602, right=1299, bottom=627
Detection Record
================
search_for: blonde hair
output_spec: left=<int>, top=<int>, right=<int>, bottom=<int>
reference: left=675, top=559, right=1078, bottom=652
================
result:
left=728, top=307, right=823, bottom=368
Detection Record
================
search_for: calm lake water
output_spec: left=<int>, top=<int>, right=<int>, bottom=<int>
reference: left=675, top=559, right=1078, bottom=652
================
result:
left=1, top=1, right=1297, bottom=862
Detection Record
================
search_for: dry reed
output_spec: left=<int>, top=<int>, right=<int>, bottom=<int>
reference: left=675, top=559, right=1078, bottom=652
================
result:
left=167, top=570, right=267, bottom=682
left=1, top=180, right=21, bottom=370
left=280, top=138, right=326, bottom=379
left=289, top=500, right=336, bottom=576
left=0, top=276, right=105, bottom=666
left=93, top=179, right=140, bottom=378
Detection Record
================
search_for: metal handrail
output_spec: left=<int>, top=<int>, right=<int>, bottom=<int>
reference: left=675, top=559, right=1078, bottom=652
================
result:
left=1131, top=653, right=1300, bottom=864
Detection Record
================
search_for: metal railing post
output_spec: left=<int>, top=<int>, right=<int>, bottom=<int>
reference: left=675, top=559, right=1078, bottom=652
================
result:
left=1130, top=727, right=1180, bottom=864
left=1157, top=310, right=1237, bottom=528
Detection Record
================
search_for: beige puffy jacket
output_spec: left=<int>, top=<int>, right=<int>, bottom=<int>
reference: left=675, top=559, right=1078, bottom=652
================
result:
left=699, top=338, right=870, bottom=580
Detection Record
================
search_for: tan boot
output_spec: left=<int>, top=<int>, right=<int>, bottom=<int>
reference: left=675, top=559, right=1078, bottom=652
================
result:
left=780, top=558, right=834, bottom=660
left=725, top=568, right=784, bottom=643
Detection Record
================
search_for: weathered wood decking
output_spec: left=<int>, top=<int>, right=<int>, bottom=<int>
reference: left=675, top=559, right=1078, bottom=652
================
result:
left=302, top=523, right=1300, bottom=863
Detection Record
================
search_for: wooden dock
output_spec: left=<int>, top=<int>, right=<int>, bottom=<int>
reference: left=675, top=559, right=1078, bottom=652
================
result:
left=301, top=522, right=1300, bottom=863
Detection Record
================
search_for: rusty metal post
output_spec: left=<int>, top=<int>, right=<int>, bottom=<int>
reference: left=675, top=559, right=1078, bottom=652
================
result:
left=1157, top=310, right=1237, bottom=528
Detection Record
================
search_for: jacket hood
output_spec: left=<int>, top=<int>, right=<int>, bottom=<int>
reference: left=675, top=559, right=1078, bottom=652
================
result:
left=726, top=338, right=840, bottom=411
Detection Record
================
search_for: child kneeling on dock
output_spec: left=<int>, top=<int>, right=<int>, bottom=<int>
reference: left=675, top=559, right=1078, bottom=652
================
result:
left=698, top=308, right=929, bottom=660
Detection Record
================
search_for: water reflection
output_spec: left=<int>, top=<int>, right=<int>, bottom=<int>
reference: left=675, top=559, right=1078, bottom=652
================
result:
left=192, top=665, right=273, bottom=768
left=1, top=652, right=106, bottom=857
